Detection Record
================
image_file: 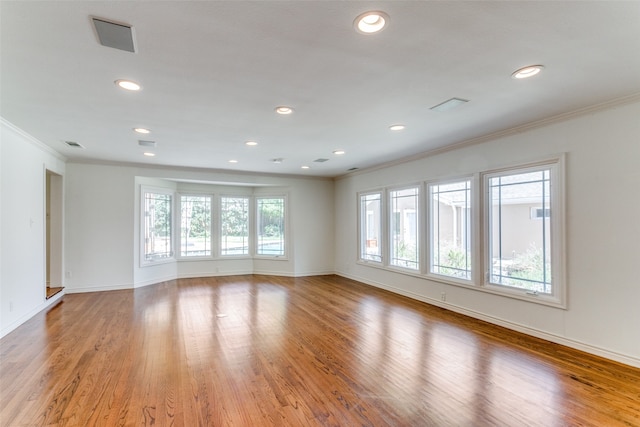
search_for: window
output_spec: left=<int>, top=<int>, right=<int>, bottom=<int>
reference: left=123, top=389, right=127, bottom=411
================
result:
left=487, top=165, right=556, bottom=295
left=359, top=192, right=382, bottom=262
left=429, top=179, right=472, bottom=280
left=179, top=195, right=212, bottom=257
left=256, top=197, right=285, bottom=256
left=389, top=186, right=419, bottom=270
left=143, top=189, right=173, bottom=262
left=220, top=196, right=249, bottom=256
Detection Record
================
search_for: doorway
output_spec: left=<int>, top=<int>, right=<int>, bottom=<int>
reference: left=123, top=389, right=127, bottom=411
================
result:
left=46, top=170, right=63, bottom=299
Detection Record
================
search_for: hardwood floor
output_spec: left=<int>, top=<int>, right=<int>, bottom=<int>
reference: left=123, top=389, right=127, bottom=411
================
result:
left=1, top=275, right=639, bottom=426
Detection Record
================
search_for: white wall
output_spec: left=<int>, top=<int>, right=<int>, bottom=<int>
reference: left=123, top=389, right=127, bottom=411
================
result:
left=65, top=162, right=335, bottom=292
left=0, top=120, right=66, bottom=338
left=334, top=100, right=640, bottom=367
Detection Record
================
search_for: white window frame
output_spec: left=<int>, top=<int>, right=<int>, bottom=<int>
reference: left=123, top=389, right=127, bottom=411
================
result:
left=255, top=195, right=288, bottom=259
left=219, top=195, right=251, bottom=257
left=426, top=176, right=475, bottom=285
left=388, top=184, right=421, bottom=271
left=140, top=186, right=174, bottom=267
left=481, top=156, right=566, bottom=307
left=177, top=193, right=214, bottom=260
left=358, top=190, right=384, bottom=264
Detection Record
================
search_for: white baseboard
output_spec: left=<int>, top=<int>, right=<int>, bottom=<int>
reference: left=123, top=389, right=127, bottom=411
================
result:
left=178, top=270, right=252, bottom=279
left=337, top=272, right=640, bottom=369
left=0, top=291, right=65, bottom=339
left=65, top=283, right=134, bottom=293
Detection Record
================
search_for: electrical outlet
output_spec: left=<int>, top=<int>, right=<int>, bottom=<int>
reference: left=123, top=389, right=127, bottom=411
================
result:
left=441, top=292, right=446, bottom=302
left=9, top=301, right=14, bottom=312
left=66, top=271, right=72, bottom=278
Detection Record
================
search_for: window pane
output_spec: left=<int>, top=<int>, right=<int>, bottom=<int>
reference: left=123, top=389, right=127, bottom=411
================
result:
left=360, top=193, right=382, bottom=262
left=489, top=169, right=552, bottom=293
left=221, top=197, right=249, bottom=255
left=257, top=197, right=285, bottom=256
left=390, top=187, right=419, bottom=269
left=180, top=195, right=211, bottom=257
left=430, top=180, right=471, bottom=280
left=144, top=192, right=172, bottom=261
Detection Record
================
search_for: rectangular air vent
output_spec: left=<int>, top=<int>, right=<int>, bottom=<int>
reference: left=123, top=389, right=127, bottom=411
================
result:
left=430, top=97, right=469, bottom=112
left=347, top=167, right=359, bottom=171
left=138, top=140, right=157, bottom=147
left=64, top=141, right=85, bottom=148
left=313, top=158, right=329, bottom=163
left=92, top=17, right=136, bottom=53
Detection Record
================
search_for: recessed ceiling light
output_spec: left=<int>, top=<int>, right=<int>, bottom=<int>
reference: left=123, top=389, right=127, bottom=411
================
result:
left=389, top=124, right=405, bottom=131
left=301, top=165, right=310, bottom=169
left=333, top=150, right=346, bottom=155
left=228, top=159, right=238, bottom=163
left=245, top=141, right=258, bottom=146
left=354, top=11, right=389, bottom=34
left=275, top=106, right=293, bottom=115
left=133, top=128, right=150, bottom=134
left=115, top=79, right=141, bottom=91
left=512, top=65, right=544, bottom=79
left=143, top=152, right=155, bottom=157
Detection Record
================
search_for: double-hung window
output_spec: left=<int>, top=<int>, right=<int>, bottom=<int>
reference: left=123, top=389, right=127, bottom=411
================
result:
left=220, top=196, right=250, bottom=256
left=389, top=186, right=420, bottom=270
left=428, top=179, right=472, bottom=280
left=256, top=197, right=286, bottom=256
left=179, top=195, right=212, bottom=257
left=485, top=158, right=564, bottom=304
left=359, top=192, right=383, bottom=263
left=142, top=188, right=173, bottom=263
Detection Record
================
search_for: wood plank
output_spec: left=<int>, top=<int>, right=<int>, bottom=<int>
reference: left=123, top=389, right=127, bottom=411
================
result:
left=1, top=275, right=638, bottom=426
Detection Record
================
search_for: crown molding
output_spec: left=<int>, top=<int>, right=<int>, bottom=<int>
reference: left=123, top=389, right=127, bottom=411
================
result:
left=337, top=92, right=640, bottom=180
left=1, top=117, right=67, bottom=161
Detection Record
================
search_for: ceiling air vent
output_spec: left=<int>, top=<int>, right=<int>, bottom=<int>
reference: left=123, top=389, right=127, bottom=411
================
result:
left=64, top=141, right=85, bottom=148
left=430, top=97, right=469, bottom=112
left=313, top=158, right=329, bottom=163
left=92, top=17, right=136, bottom=53
left=347, top=167, right=359, bottom=171
left=138, top=140, right=157, bottom=147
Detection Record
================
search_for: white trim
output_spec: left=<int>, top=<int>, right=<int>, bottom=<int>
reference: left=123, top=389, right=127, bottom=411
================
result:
left=178, top=270, right=252, bottom=279
left=176, top=192, right=214, bottom=260
left=65, top=283, right=134, bottom=293
left=337, top=92, right=640, bottom=181
left=140, top=186, right=175, bottom=267
left=0, top=117, right=67, bottom=161
left=337, top=272, right=639, bottom=369
left=481, top=155, right=566, bottom=307
left=0, top=291, right=65, bottom=339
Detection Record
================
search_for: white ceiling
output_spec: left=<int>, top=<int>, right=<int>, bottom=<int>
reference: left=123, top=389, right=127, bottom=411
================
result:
left=2, top=1, right=639, bottom=178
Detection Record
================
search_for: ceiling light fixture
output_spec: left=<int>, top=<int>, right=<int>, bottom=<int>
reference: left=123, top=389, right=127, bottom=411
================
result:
left=143, top=152, right=155, bottom=157
left=512, top=65, right=544, bottom=79
left=389, top=124, right=405, bottom=131
left=133, top=128, right=150, bottom=134
left=245, top=141, right=258, bottom=146
left=275, top=106, right=293, bottom=115
left=333, top=150, right=346, bottom=155
left=354, top=11, right=389, bottom=34
left=301, top=165, right=310, bottom=169
left=115, top=79, right=141, bottom=91
left=228, top=159, right=238, bottom=163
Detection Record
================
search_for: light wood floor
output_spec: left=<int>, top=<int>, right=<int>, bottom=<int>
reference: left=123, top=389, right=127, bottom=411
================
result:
left=1, top=275, right=639, bottom=426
